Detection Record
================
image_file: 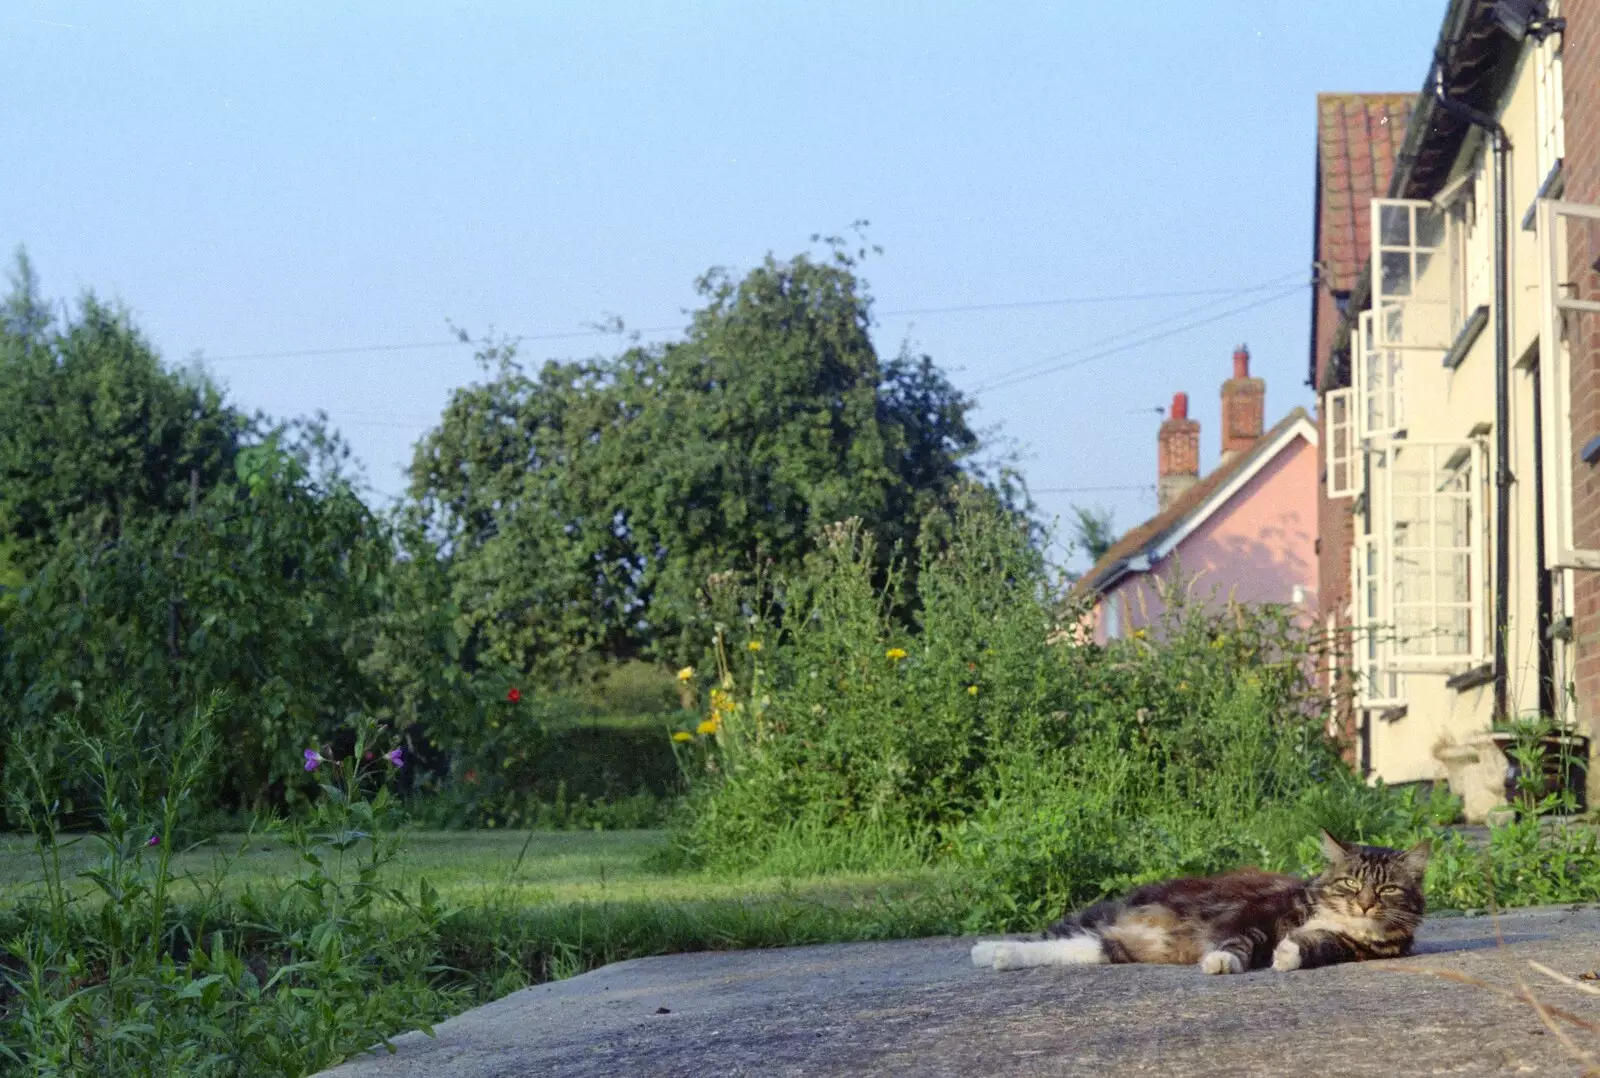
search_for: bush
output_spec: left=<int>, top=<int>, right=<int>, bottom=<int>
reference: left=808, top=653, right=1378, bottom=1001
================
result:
left=674, top=491, right=1393, bottom=924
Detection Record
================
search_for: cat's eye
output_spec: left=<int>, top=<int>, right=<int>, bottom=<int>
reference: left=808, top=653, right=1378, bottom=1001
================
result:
left=1377, top=885, right=1403, bottom=896
left=1336, top=878, right=1362, bottom=892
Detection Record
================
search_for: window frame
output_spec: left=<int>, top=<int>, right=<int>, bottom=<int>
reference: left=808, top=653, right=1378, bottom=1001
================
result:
left=1324, top=387, right=1357, bottom=499
left=1535, top=198, right=1600, bottom=570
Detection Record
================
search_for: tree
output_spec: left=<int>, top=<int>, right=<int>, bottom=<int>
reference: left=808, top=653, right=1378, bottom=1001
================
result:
left=0, top=253, right=246, bottom=568
left=406, top=245, right=997, bottom=678
left=1070, top=505, right=1117, bottom=563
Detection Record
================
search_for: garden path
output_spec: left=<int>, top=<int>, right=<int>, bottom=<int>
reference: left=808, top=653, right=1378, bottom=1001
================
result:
left=322, top=906, right=1600, bottom=1077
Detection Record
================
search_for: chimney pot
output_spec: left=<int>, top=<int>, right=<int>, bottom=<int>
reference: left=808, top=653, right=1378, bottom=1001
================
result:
left=1220, top=345, right=1265, bottom=461
left=1157, top=391, right=1200, bottom=512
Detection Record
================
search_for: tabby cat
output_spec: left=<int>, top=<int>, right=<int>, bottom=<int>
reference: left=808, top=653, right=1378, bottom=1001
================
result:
left=970, top=831, right=1429, bottom=975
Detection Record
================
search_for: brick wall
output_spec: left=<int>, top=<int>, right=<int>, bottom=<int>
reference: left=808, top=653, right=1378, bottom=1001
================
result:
left=1567, top=0, right=1600, bottom=735
left=1313, top=284, right=1358, bottom=750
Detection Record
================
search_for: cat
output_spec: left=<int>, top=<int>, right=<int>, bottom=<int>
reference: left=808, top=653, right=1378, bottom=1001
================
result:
left=970, top=831, right=1429, bottom=975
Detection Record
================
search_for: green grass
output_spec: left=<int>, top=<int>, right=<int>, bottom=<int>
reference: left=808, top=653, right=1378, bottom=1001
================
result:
left=0, top=828, right=955, bottom=911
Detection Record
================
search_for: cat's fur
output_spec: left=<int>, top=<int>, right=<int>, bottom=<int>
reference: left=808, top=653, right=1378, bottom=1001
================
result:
left=970, top=831, right=1429, bottom=975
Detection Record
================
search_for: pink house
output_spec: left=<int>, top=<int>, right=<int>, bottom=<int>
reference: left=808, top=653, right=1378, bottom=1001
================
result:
left=1076, top=347, right=1319, bottom=642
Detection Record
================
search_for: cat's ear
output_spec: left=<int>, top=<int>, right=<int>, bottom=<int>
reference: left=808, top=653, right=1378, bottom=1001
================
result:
left=1398, top=838, right=1432, bottom=876
left=1319, top=830, right=1350, bottom=862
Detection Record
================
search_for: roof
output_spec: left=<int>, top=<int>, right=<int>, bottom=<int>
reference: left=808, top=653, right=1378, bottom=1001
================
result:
left=1315, top=93, right=1415, bottom=294
left=1073, top=407, right=1316, bottom=599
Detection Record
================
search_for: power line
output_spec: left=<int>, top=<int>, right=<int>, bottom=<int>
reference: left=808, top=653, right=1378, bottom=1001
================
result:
left=970, top=271, right=1305, bottom=393
left=1031, top=484, right=1153, bottom=494
left=200, top=274, right=1305, bottom=365
left=975, top=282, right=1308, bottom=395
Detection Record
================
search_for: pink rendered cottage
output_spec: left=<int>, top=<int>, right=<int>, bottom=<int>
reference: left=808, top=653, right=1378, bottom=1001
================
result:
left=1076, top=347, right=1318, bottom=642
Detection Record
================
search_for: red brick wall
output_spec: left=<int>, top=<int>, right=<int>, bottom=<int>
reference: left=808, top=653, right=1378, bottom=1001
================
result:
left=1313, top=283, right=1357, bottom=748
left=1566, top=0, right=1600, bottom=733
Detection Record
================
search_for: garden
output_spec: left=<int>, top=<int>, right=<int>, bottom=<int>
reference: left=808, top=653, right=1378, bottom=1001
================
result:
left=3, top=248, right=1600, bottom=1075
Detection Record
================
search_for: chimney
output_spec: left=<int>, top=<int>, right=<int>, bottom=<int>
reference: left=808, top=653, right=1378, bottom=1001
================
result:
left=1219, top=344, right=1264, bottom=462
left=1157, top=391, right=1200, bottom=512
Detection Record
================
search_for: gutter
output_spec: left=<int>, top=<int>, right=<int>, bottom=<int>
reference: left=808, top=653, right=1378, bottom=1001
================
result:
left=1429, top=58, right=1513, bottom=722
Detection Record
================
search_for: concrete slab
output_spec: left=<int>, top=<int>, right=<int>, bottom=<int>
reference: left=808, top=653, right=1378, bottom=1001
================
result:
left=322, top=906, right=1600, bottom=1077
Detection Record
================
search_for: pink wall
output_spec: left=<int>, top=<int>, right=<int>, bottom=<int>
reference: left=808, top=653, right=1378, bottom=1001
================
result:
left=1093, top=436, right=1318, bottom=643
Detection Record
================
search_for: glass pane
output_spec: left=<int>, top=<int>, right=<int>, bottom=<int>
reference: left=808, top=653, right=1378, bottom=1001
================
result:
left=1380, top=204, right=1411, bottom=246
left=1416, top=207, right=1446, bottom=249
left=1381, top=252, right=1412, bottom=297
left=1383, top=304, right=1405, bottom=346
left=1447, top=553, right=1471, bottom=601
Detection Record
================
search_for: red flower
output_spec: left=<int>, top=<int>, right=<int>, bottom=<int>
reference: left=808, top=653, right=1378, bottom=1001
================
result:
left=506, top=687, right=522, bottom=703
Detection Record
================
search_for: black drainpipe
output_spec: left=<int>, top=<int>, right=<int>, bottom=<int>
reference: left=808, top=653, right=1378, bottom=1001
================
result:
left=1431, top=60, right=1513, bottom=722
left=1532, top=361, right=1556, bottom=719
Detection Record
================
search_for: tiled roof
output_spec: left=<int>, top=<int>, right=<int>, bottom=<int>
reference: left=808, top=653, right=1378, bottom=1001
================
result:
left=1316, top=93, right=1415, bottom=292
left=1073, top=407, right=1313, bottom=598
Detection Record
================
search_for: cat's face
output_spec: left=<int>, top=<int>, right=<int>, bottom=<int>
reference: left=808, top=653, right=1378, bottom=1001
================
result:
left=1308, top=831, right=1429, bottom=932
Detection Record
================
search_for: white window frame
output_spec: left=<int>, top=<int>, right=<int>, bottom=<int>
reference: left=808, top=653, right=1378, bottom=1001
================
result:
left=1535, top=198, right=1600, bottom=570
left=1324, top=387, right=1358, bottom=499
left=1353, top=528, right=1405, bottom=709
left=1534, top=3, right=1565, bottom=181
left=1383, top=440, right=1488, bottom=668
left=1354, top=309, right=1404, bottom=441
left=1372, top=198, right=1453, bottom=356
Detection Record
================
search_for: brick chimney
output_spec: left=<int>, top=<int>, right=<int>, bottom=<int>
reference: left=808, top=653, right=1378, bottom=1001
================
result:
left=1219, top=344, right=1264, bottom=463
left=1158, top=391, right=1200, bottom=512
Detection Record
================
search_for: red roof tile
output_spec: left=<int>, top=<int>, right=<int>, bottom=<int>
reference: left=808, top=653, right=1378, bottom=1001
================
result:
left=1317, top=93, right=1415, bottom=292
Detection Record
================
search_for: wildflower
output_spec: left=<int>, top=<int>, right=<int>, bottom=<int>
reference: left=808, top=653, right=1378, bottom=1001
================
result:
left=677, top=666, right=695, bottom=682
left=506, top=687, right=522, bottom=703
left=303, top=748, right=326, bottom=772
left=1178, top=681, right=1190, bottom=691
left=967, top=685, right=979, bottom=696
left=747, top=640, right=762, bottom=652
left=885, top=647, right=908, bottom=662
left=696, top=719, right=718, bottom=736
left=672, top=731, right=693, bottom=742
left=464, top=769, right=479, bottom=784
left=364, top=751, right=374, bottom=761
left=385, top=747, right=404, bottom=768
left=146, top=835, right=160, bottom=848
left=1132, top=629, right=1147, bottom=640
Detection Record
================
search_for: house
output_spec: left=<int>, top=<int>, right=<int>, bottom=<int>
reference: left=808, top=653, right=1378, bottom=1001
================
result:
left=1076, top=347, right=1319, bottom=643
left=1312, top=0, right=1600, bottom=820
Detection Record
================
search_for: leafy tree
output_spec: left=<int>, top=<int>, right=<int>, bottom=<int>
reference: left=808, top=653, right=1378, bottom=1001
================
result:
left=0, top=251, right=246, bottom=569
left=407, top=244, right=998, bottom=679
left=1070, top=504, right=1117, bottom=563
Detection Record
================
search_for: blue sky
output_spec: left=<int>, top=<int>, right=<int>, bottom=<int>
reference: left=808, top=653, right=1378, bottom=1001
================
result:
left=3, top=1, right=1444, bottom=567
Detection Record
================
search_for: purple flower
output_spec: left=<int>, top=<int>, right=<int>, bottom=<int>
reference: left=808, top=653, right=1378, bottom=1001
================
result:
left=384, top=747, right=404, bottom=769
left=146, top=835, right=160, bottom=847
left=303, top=748, right=326, bottom=772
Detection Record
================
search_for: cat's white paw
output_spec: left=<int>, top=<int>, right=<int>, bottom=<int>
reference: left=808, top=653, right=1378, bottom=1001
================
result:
left=969, top=941, right=1000, bottom=968
left=1199, top=950, right=1243, bottom=975
left=1271, top=939, right=1302, bottom=972
left=989, top=943, right=1023, bottom=971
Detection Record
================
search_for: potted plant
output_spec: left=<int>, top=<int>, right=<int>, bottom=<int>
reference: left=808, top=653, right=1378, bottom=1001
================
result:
left=1488, top=719, right=1590, bottom=817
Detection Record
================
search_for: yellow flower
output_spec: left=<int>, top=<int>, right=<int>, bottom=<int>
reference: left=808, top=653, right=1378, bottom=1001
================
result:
left=671, top=731, right=693, bottom=742
left=747, top=640, right=762, bottom=652
left=1178, top=681, right=1190, bottom=691
left=885, top=648, right=908, bottom=662
left=1132, top=629, right=1147, bottom=640
left=677, top=666, right=695, bottom=682
left=967, top=685, right=979, bottom=696
left=697, top=719, right=719, bottom=736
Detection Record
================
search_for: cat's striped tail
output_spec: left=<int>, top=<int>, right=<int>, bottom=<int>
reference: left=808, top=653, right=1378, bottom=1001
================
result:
left=969, top=934, right=1108, bottom=971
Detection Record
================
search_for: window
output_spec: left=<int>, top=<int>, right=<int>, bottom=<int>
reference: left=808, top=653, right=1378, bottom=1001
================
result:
left=1372, top=199, right=1453, bottom=353
left=1354, top=310, right=1403, bottom=439
left=1534, top=3, right=1565, bottom=181
left=1385, top=441, right=1486, bottom=666
left=1103, top=594, right=1122, bottom=640
left=1535, top=198, right=1600, bottom=569
left=1325, top=387, right=1357, bottom=498
left=1352, top=531, right=1404, bottom=707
